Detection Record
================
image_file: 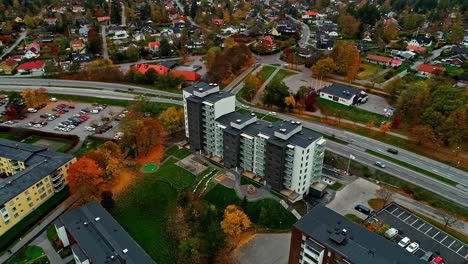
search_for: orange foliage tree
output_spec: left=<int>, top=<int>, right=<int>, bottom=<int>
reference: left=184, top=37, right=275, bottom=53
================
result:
left=379, top=122, right=391, bottom=135
left=220, top=205, right=251, bottom=237
left=67, top=157, right=105, bottom=199
left=21, top=88, right=48, bottom=107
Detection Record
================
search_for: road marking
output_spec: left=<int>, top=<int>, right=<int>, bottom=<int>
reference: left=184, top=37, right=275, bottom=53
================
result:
left=403, top=215, right=412, bottom=221
left=440, top=236, right=448, bottom=243
left=390, top=207, right=399, bottom=214
left=425, top=227, right=432, bottom=234
left=418, top=223, right=425, bottom=230
left=456, top=245, right=464, bottom=253
left=397, top=211, right=405, bottom=217
left=448, top=240, right=456, bottom=248
left=411, top=219, right=419, bottom=225
left=432, top=231, right=440, bottom=238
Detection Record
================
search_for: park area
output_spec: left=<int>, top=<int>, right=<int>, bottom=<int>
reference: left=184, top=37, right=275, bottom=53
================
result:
left=356, top=63, right=383, bottom=80
left=112, top=146, right=297, bottom=263
left=7, top=246, right=49, bottom=264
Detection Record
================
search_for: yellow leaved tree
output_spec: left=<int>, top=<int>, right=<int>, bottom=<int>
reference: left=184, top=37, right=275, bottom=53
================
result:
left=159, top=107, right=185, bottom=135
left=220, top=205, right=251, bottom=236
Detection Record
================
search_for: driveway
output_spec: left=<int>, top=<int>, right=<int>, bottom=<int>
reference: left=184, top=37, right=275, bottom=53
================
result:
left=355, top=93, right=391, bottom=116
left=235, top=233, right=291, bottom=264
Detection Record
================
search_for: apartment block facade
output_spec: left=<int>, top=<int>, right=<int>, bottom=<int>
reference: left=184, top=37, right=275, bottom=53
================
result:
left=289, top=205, right=426, bottom=264
left=0, top=139, right=75, bottom=236
left=55, top=201, right=155, bottom=264
left=183, top=83, right=326, bottom=201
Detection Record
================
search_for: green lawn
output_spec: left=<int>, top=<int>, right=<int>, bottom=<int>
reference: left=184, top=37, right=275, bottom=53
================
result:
left=328, top=182, right=343, bottom=190
left=205, top=184, right=297, bottom=230
left=345, top=214, right=363, bottom=224
left=365, top=149, right=458, bottom=186
left=23, top=137, right=73, bottom=153
left=8, top=246, right=49, bottom=264
left=271, top=69, right=296, bottom=83
left=73, top=138, right=107, bottom=157
left=317, top=98, right=390, bottom=125
left=163, top=145, right=192, bottom=160
left=357, top=63, right=383, bottom=80
left=259, top=66, right=277, bottom=83
left=156, top=157, right=197, bottom=189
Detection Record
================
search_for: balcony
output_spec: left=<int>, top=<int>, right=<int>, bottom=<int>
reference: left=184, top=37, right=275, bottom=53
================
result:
left=284, top=167, right=292, bottom=175
left=54, top=185, right=65, bottom=193
left=285, top=156, right=293, bottom=162
left=285, top=162, right=293, bottom=169
left=51, top=174, right=62, bottom=182
left=53, top=179, right=64, bottom=188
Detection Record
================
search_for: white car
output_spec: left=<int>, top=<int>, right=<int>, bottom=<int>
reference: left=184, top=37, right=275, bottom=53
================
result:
left=4, top=121, right=15, bottom=125
left=405, top=242, right=419, bottom=253
left=67, top=125, right=76, bottom=129
left=91, top=109, right=99, bottom=114
left=398, top=237, right=411, bottom=247
left=27, top=108, right=38, bottom=113
left=32, top=124, right=42, bottom=128
left=50, top=98, right=58, bottom=102
left=85, top=126, right=96, bottom=132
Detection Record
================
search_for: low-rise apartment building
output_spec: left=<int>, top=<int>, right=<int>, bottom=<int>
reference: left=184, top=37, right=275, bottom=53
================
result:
left=55, top=201, right=155, bottom=264
left=183, top=83, right=326, bottom=201
left=288, top=205, right=426, bottom=264
left=0, top=139, right=75, bottom=236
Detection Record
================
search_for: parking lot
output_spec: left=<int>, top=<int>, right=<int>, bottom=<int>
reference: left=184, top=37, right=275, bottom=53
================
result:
left=367, top=203, right=468, bottom=263
left=1, top=99, right=125, bottom=140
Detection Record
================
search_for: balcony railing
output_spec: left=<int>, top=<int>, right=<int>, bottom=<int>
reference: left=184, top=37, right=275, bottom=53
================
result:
left=51, top=174, right=62, bottom=182
left=53, top=179, right=64, bottom=188
left=54, top=185, right=65, bottom=193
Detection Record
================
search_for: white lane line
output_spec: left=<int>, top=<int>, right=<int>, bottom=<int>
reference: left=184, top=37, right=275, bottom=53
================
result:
left=425, top=227, right=432, bottom=234
left=456, top=245, right=464, bottom=253
left=403, top=215, right=412, bottom=222
left=440, top=236, right=448, bottom=243
left=411, top=219, right=419, bottom=225
left=390, top=207, right=399, bottom=214
left=418, top=223, right=425, bottom=230
left=448, top=240, right=456, bottom=248
left=397, top=211, right=405, bottom=217
left=432, top=231, right=440, bottom=238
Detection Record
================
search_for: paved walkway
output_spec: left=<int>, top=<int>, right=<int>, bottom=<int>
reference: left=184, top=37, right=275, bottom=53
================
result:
left=30, top=231, right=66, bottom=264
left=101, top=26, right=109, bottom=60
left=252, top=66, right=281, bottom=104
left=0, top=30, right=27, bottom=60
left=0, top=195, right=79, bottom=264
left=234, top=233, right=291, bottom=264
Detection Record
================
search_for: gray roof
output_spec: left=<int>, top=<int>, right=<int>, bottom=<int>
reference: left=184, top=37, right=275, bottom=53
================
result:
left=184, top=82, right=234, bottom=103
left=157, top=60, right=177, bottom=69
left=56, top=201, right=156, bottom=264
left=216, top=112, right=322, bottom=148
left=0, top=139, right=74, bottom=205
left=320, top=83, right=361, bottom=100
left=295, top=205, right=426, bottom=264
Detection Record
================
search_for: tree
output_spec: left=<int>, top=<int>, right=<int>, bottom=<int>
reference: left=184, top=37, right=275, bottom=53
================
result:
left=87, top=27, right=102, bottom=55
left=447, top=24, right=464, bottom=44
left=190, top=0, right=198, bottom=19
left=242, top=74, right=260, bottom=101
left=375, top=187, right=394, bottom=208
left=125, top=45, right=139, bottom=62
left=261, top=81, right=290, bottom=109
left=379, top=123, right=391, bottom=135
left=365, top=121, right=375, bottom=133
left=440, top=108, right=468, bottom=147
left=284, top=96, right=296, bottom=111
left=220, top=205, right=251, bottom=236
left=338, top=13, right=360, bottom=39
left=179, top=237, right=202, bottom=262
left=206, top=47, right=221, bottom=70
left=438, top=210, right=459, bottom=229
left=67, top=157, right=105, bottom=198
left=21, top=88, right=48, bottom=107
left=311, top=58, right=337, bottom=79
left=159, top=38, right=172, bottom=57
left=159, top=107, right=185, bottom=135
left=304, top=92, right=318, bottom=112
left=24, top=15, right=36, bottom=29
left=409, top=125, right=441, bottom=147
left=100, top=191, right=116, bottom=212
left=7, top=92, right=26, bottom=115
left=295, top=86, right=310, bottom=101
left=329, top=41, right=361, bottom=82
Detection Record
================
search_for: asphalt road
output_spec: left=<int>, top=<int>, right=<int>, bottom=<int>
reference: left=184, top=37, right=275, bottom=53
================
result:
left=0, top=30, right=27, bottom=60
left=101, top=25, right=109, bottom=59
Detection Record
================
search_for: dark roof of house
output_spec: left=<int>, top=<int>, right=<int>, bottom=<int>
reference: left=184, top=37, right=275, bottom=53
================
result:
left=316, top=39, right=334, bottom=49
left=156, top=60, right=178, bottom=69
left=320, top=83, right=361, bottom=100
left=72, top=53, right=92, bottom=62
left=458, top=73, right=468, bottom=81
left=451, top=46, right=468, bottom=54
left=0, top=139, right=74, bottom=205
left=412, top=36, right=432, bottom=45
left=56, top=201, right=156, bottom=264
left=184, top=82, right=234, bottom=103
left=295, top=205, right=426, bottom=264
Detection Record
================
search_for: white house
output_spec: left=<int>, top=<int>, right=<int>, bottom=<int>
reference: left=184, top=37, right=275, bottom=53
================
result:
left=407, top=37, right=432, bottom=47
left=23, top=49, right=40, bottom=59
left=319, top=83, right=364, bottom=106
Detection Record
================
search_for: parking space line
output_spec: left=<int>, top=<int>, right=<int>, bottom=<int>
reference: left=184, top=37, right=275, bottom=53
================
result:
left=440, top=236, right=448, bottom=243
left=448, top=241, right=456, bottom=248
left=456, top=245, right=464, bottom=253
left=397, top=211, right=405, bottom=217
left=425, top=227, right=432, bottom=234
left=410, top=219, right=419, bottom=225
left=418, top=223, right=425, bottom=230
left=403, top=215, right=412, bottom=221
left=432, top=231, right=440, bottom=238
left=390, top=207, right=399, bottom=214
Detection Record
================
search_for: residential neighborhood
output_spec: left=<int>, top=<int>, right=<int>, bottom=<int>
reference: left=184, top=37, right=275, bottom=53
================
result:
left=0, top=0, right=466, bottom=264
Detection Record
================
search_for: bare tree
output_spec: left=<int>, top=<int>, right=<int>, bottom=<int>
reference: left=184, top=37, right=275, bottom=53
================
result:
left=439, top=210, right=459, bottom=230
left=375, top=187, right=394, bottom=209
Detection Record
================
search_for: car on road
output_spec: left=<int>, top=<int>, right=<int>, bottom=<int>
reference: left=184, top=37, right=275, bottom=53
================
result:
left=375, top=161, right=386, bottom=168
left=387, top=148, right=399, bottom=154
left=406, top=242, right=419, bottom=253
left=354, top=205, right=371, bottom=215
left=398, top=237, right=411, bottom=247
left=420, top=251, right=434, bottom=261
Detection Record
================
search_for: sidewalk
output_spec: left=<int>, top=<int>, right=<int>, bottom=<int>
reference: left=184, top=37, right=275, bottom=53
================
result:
left=0, top=195, right=79, bottom=264
left=252, top=66, right=281, bottom=104
left=30, top=231, right=66, bottom=264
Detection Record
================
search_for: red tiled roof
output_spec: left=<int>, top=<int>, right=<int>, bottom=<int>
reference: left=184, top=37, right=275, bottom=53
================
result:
left=135, top=64, right=170, bottom=75
left=417, top=64, right=445, bottom=73
left=367, top=54, right=392, bottom=63
left=406, top=45, right=426, bottom=52
left=98, top=16, right=111, bottom=21
left=17, top=61, right=45, bottom=70
left=26, top=42, right=40, bottom=48
left=264, top=36, right=274, bottom=44
left=1, top=58, right=18, bottom=67
left=44, top=18, right=57, bottom=22
left=391, top=59, right=402, bottom=64
left=212, top=19, right=224, bottom=25
left=305, top=12, right=318, bottom=16
left=73, top=6, right=84, bottom=9
left=149, top=41, right=161, bottom=48
left=70, top=40, right=83, bottom=46
left=172, top=70, right=201, bottom=81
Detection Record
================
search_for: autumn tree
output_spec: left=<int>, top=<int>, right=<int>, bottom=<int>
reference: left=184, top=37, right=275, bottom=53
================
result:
left=284, top=96, right=296, bottom=112
left=375, top=187, right=394, bottom=209
left=21, top=88, right=48, bottom=107
left=311, top=58, right=337, bottom=79
left=159, top=107, right=185, bottom=135
left=220, top=205, right=251, bottom=237
left=329, top=41, right=361, bottom=82
left=409, top=125, right=441, bottom=147
left=438, top=210, right=459, bottom=229
left=206, top=47, right=221, bottom=70
left=338, top=13, right=360, bottom=39
left=379, top=123, right=391, bottom=135
left=85, top=141, right=123, bottom=182
left=67, top=157, right=105, bottom=199
left=365, top=121, right=375, bottom=133
left=6, top=92, right=26, bottom=116
left=242, top=74, right=260, bottom=101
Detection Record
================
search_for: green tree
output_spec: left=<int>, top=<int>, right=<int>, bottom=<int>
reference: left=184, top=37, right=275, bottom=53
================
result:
left=125, top=45, right=139, bottom=62
left=159, top=38, right=172, bottom=57
left=179, top=237, right=202, bottom=261
left=311, top=58, right=337, bottom=79
left=7, top=92, right=26, bottom=114
left=261, top=81, right=290, bottom=110
left=24, top=15, right=36, bottom=29
left=447, top=24, right=464, bottom=44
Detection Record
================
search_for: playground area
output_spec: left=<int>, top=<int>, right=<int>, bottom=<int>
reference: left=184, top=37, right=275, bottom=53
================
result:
left=176, top=154, right=207, bottom=175
left=141, top=163, right=159, bottom=173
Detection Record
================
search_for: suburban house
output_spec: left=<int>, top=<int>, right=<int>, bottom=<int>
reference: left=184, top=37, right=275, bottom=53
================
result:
left=417, top=64, right=446, bottom=77
left=185, top=40, right=204, bottom=49
left=51, top=7, right=66, bottom=14
left=69, top=40, right=85, bottom=52
left=407, top=36, right=432, bottom=47
left=319, top=83, right=368, bottom=106
left=277, top=20, right=297, bottom=34
left=54, top=202, right=155, bottom=264
left=14, top=17, right=23, bottom=23
left=25, top=42, right=40, bottom=52
left=72, top=53, right=92, bottom=63
left=366, top=54, right=402, bottom=67
left=148, top=41, right=161, bottom=52
left=0, top=58, right=18, bottom=74
left=9, top=55, right=23, bottom=62
left=391, top=50, right=416, bottom=60
left=212, top=19, right=224, bottom=26
left=140, top=26, right=159, bottom=36
left=17, top=61, right=46, bottom=73
left=296, top=47, right=313, bottom=58
left=257, top=36, right=276, bottom=50
left=119, top=42, right=138, bottom=52
left=406, top=45, right=426, bottom=52
left=0, top=139, right=76, bottom=236
left=456, top=73, right=468, bottom=88
left=78, top=26, right=90, bottom=37
left=316, top=39, right=334, bottom=50
left=447, top=54, right=466, bottom=67
left=183, top=83, right=327, bottom=201
left=97, top=16, right=111, bottom=23
left=23, top=49, right=40, bottom=59
left=135, top=63, right=201, bottom=81
left=288, top=205, right=426, bottom=264
left=302, top=11, right=319, bottom=20
left=44, top=18, right=57, bottom=25
left=133, top=32, right=145, bottom=42
left=72, top=6, right=85, bottom=13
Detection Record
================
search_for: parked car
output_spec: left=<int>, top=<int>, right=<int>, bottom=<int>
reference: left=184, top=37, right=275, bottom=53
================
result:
left=91, top=109, right=99, bottom=114
left=27, top=108, right=37, bottom=113
left=398, top=237, right=411, bottom=247
left=17, top=115, right=27, bottom=120
left=420, top=251, right=434, bottom=261
left=368, top=218, right=379, bottom=223
left=384, top=228, right=398, bottom=239
left=50, top=98, right=57, bottom=102
left=68, top=105, right=75, bottom=109
left=430, top=257, right=444, bottom=264
left=32, top=124, right=42, bottom=128
left=354, top=205, right=371, bottom=215
left=375, top=161, right=386, bottom=168
left=387, top=148, right=399, bottom=154
left=406, top=242, right=419, bottom=253
left=40, top=114, right=49, bottom=118
left=4, top=121, right=15, bottom=125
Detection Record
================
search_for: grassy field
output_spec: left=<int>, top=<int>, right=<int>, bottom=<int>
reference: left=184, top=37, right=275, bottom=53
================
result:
left=271, top=69, right=296, bottom=83
left=365, top=149, right=458, bottom=186
left=357, top=63, right=383, bottom=80
left=345, top=214, right=363, bottom=224
left=317, top=98, right=390, bottom=125
left=7, top=246, right=49, bottom=264
left=205, top=184, right=297, bottom=230
left=259, top=66, right=277, bottom=84
left=328, top=182, right=343, bottom=190
left=163, top=145, right=192, bottom=160
left=73, top=137, right=107, bottom=157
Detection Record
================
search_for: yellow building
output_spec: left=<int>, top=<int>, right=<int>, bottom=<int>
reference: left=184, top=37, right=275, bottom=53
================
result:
left=0, top=139, right=76, bottom=236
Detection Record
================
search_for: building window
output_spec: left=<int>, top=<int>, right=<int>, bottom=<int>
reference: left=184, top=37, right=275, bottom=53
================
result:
left=46, top=183, right=50, bottom=188
left=29, top=203, right=33, bottom=207
left=13, top=213, right=19, bottom=218
left=9, top=201, right=14, bottom=206
left=48, top=189, right=52, bottom=194
left=36, top=181, right=43, bottom=188
left=12, top=207, right=16, bottom=212
left=40, top=193, right=47, bottom=199
left=24, top=190, right=29, bottom=195
left=45, top=178, right=48, bottom=182
left=38, top=187, right=45, bottom=194
left=5, top=220, right=10, bottom=224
